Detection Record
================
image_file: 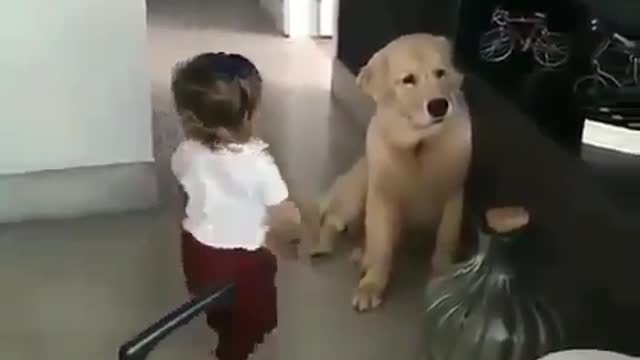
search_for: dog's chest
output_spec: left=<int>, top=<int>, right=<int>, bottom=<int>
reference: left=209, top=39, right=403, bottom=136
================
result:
left=394, top=146, right=468, bottom=225
left=386, top=166, right=448, bottom=224
left=403, top=190, right=445, bottom=226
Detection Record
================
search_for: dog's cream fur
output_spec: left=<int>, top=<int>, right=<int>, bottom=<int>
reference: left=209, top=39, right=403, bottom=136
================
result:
left=308, top=157, right=367, bottom=257
left=309, top=33, right=472, bottom=311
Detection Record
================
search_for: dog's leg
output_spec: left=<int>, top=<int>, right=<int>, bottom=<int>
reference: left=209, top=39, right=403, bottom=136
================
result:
left=432, top=189, right=464, bottom=276
left=309, top=216, right=342, bottom=257
left=310, top=157, right=368, bottom=257
left=352, top=187, right=398, bottom=312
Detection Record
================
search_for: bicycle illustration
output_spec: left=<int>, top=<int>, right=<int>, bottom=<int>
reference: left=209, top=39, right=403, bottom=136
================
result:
left=572, top=18, right=640, bottom=126
left=573, top=18, right=640, bottom=97
left=478, top=7, right=571, bottom=68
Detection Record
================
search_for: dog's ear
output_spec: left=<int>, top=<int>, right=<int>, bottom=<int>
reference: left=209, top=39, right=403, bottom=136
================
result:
left=432, top=35, right=459, bottom=69
left=433, top=35, right=453, bottom=53
left=356, top=51, right=387, bottom=102
left=429, top=35, right=464, bottom=85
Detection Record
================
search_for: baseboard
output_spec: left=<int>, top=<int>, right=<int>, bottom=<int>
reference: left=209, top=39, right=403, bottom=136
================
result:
left=330, top=57, right=374, bottom=128
left=0, top=162, right=158, bottom=223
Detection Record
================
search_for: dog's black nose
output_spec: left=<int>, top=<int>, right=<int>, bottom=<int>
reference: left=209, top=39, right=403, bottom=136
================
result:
left=426, top=98, right=449, bottom=118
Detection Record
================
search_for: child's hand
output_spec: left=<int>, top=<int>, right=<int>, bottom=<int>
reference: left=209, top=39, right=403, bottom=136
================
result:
left=269, top=200, right=301, bottom=228
left=264, top=234, right=300, bottom=261
left=266, top=201, right=301, bottom=240
left=264, top=200, right=302, bottom=261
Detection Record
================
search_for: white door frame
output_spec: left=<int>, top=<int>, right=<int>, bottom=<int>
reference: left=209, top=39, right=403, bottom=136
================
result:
left=260, top=0, right=337, bottom=38
left=317, top=0, right=337, bottom=37
left=284, top=0, right=315, bottom=37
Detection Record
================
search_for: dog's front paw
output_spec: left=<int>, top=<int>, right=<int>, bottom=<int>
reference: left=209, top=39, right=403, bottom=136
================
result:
left=352, top=277, right=385, bottom=312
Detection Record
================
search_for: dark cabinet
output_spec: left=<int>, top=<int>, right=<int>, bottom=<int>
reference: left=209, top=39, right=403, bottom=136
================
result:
left=335, top=0, right=620, bottom=153
left=336, top=0, right=461, bottom=75
left=453, top=0, right=592, bottom=153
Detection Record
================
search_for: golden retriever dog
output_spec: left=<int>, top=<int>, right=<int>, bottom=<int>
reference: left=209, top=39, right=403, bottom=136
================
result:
left=309, top=33, right=472, bottom=312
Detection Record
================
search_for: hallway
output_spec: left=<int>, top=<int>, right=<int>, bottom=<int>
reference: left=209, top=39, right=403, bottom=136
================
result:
left=0, top=1, right=427, bottom=359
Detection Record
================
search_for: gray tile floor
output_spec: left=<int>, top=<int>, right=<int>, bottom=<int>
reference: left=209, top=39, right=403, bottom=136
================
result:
left=0, top=1, right=428, bottom=359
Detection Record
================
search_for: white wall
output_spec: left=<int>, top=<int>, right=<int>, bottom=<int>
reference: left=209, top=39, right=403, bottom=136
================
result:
left=0, top=0, right=152, bottom=175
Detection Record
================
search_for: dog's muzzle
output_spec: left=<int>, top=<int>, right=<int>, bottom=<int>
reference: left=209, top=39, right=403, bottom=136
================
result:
left=422, top=90, right=467, bottom=124
left=425, top=98, right=450, bottom=118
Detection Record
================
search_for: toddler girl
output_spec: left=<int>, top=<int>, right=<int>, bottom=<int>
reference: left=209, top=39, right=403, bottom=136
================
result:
left=170, top=52, right=300, bottom=360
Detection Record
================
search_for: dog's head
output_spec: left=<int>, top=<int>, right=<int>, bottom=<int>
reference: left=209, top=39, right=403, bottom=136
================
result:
left=357, top=34, right=465, bottom=140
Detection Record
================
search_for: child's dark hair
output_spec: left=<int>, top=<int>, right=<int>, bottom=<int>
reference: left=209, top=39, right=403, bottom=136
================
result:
left=171, top=52, right=262, bottom=148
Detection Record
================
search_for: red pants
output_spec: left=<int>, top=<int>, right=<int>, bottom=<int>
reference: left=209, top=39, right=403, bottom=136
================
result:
left=181, top=230, right=277, bottom=360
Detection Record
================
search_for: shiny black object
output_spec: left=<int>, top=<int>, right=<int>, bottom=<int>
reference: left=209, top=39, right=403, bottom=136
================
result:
left=421, top=227, right=565, bottom=360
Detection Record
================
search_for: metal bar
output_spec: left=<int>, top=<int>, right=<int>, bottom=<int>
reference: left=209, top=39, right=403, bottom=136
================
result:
left=612, top=32, right=636, bottom=48
left=118, top=284, right=235, bottom=360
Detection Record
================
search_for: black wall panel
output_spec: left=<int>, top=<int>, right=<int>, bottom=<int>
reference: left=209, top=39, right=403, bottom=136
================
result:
left=336, top=0, right=460, bottom=75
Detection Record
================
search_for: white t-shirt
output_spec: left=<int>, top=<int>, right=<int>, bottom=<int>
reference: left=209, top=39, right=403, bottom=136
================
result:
left=171, top=139, right=289, bottom=250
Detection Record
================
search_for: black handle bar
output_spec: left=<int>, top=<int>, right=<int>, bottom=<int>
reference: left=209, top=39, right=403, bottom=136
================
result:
left=118, top=284, right=235, bottom=360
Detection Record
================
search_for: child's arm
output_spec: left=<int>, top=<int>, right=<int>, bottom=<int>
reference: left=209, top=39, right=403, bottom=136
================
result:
left=266, top=200, right=301, bottom=238
left=171, top=145, right=189, bottom=223
left=264, top=201, right=301, bottom=260
left=258, top=150, right=298, bottom=224
left=177, top=186, right=188, bottom=220
left=258, top=151, right=301, bottom=258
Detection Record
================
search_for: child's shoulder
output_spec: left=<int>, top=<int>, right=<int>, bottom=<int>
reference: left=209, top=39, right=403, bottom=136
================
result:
left=246, top=138, right=270, bottom=155
left=174, top=139, right=209, bottom=156
left=175, top=139, right=197, bottom=151
left=223, top=138, right=271, bottom=157
left=174, top=137, right=272, bottom=160
left=247, top=138, right=276, bottom=161
left=172, top=139, right=206, bottom=166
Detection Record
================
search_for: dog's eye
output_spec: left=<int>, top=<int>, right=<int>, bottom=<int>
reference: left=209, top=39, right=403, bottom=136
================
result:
left=433, top=69, right=446, bottom=79
left=401, top=74, right=416, bottom=85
